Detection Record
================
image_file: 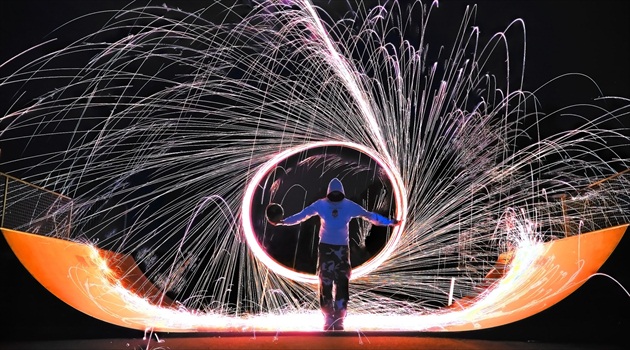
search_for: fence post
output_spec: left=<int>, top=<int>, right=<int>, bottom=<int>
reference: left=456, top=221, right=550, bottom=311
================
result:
left=1, top=174, right=8, bottom=228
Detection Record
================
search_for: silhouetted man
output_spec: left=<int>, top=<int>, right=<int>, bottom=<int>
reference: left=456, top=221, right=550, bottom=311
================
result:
left=273, top=178, right=400, bottom=330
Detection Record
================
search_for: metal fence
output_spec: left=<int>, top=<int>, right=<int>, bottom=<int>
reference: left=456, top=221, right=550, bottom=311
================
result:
left=1, top=173, right=72, bottom=238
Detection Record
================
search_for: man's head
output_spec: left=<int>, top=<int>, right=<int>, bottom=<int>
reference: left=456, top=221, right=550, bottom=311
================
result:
left=326, top=178, right=345, bottom=202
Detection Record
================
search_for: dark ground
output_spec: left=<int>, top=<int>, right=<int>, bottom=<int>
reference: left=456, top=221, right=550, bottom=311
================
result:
left=0, top=334, right=626, bottom=350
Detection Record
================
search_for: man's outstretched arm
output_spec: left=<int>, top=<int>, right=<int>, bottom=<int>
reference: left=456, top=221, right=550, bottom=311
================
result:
left=353, top=202, right=400, bottom=226
left=277, top=202, right=319, bottom=226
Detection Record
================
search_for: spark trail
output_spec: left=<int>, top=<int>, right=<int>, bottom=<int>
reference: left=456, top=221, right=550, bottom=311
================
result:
left=0, top=0, right=629, bottom=331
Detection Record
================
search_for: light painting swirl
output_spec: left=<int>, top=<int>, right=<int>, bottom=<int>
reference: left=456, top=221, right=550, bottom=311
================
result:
left=0, top=0, right=628, bottom=333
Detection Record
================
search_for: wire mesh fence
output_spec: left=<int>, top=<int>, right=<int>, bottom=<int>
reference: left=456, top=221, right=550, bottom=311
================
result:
left=1, top=173, right=73, bottom=238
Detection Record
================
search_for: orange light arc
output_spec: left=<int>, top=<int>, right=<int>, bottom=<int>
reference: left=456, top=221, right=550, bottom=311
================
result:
left=2, top=223, right=626, bottom=332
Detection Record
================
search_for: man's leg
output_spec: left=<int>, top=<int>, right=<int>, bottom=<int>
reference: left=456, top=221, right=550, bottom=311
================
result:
left=332, top=245, right=351, bottom=331
left=319, top=275, right=335, bottom=330
left=333, top=277, right=348, bottom=330
left=318, top=244, right=336, bottom=330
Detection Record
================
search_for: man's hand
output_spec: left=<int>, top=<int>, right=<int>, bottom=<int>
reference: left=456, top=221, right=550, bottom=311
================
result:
left=390, top=218, right=402, bottom=226
left=270, top=220, right=285, bottom=226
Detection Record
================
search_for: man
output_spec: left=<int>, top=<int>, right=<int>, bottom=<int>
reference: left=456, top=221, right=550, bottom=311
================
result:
left=272, top=177, right=400, bottom=330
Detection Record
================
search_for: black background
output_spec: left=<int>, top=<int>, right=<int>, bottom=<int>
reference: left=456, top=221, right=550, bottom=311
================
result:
left=0, top=0, right=628, bottom=344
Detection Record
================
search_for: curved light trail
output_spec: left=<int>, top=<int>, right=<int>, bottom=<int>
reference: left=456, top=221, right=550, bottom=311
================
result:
left=242, top=140, right=407, bottom=284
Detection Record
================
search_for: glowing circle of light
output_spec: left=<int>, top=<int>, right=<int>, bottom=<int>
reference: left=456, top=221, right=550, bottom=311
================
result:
left=242, top=140, right=407, bottom=284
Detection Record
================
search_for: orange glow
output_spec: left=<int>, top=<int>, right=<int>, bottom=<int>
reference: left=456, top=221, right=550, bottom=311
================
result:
left=1, top=224, right=626, bottom=332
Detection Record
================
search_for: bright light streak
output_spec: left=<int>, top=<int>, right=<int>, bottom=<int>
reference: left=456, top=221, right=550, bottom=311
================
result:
left=242, top=140, right=407, bottom=283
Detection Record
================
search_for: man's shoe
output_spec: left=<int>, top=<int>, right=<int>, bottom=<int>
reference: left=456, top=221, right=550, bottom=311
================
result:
left=323, top=315, right=335, bottom=331
left=332, top=318, right=344, bottom=331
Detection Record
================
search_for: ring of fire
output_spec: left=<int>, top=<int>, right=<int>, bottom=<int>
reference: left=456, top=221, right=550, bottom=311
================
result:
left=241, top=141, right=407, bottom=284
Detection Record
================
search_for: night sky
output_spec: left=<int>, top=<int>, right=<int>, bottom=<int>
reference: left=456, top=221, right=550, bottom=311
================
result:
left=1, top=0, right=628, bottom=344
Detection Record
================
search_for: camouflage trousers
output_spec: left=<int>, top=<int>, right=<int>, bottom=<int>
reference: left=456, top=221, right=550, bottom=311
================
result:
left=317, top=243, right=351, bottom=322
